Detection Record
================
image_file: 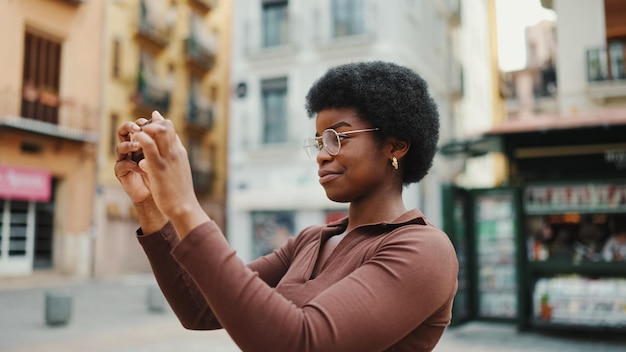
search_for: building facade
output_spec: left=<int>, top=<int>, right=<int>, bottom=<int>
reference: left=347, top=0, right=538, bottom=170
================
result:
left=227, top=0, right=496, bottom=263
left=0, top=0, right=104, bottom=277
left=0, top=0, right=231, bottom=279
left=94, top=0, right=231, bottom=278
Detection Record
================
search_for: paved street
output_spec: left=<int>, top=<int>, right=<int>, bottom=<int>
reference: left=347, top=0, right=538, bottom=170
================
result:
left=1, top=274, right=626, bottom=352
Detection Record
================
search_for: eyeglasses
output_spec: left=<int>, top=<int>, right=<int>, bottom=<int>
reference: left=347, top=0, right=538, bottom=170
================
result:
left=303, top=128, right=379, bottom=158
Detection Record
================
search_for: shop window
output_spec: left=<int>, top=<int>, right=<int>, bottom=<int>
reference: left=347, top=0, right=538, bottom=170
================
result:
left=526, top=213, right=626, bottom=264
left=34, top=198, right=55, bottom=269
left=0, top=180, right=55, bottom=271
left=251, top=211, right=295, bottom=259
left=0, top=201, right=3, bottom=257
left=9, top=201, right=29, bottom=257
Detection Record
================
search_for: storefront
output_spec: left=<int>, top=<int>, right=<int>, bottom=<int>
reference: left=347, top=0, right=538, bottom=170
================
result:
left=442, top=110, right=626, bottom=332
left=0, top=123, right=98, bottom=277
left=0, top=166, right=54, bottom=275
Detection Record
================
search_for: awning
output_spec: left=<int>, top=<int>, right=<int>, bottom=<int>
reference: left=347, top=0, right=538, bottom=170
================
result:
left=439, top=108, right=626, bottom=157
left=484, top=108, right=626, bottom=136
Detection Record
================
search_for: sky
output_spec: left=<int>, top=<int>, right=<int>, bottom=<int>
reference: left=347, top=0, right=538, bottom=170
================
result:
left=496, top=0, right=557, bottom=71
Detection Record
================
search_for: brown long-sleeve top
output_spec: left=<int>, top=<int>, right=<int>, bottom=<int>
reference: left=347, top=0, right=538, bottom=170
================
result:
left=137, top=209, right=459, bottom=352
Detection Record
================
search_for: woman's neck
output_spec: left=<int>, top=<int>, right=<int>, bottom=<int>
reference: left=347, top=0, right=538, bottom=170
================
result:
left=346, top=196, right=407, bottom=233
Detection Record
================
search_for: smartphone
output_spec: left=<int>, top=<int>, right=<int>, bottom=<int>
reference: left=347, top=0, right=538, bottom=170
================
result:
left=130, top=119, right=152, bottom=163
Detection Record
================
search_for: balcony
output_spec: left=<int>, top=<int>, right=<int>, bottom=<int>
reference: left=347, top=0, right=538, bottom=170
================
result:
left=0, top=86, right=98, bottom=143
left=184, top=37, right=215, bottom=72
left=136, top=10, right=170, bottom=48
left=132, top=79, right=170, bottom=113
left=502, top=67, right=558, bottom=118
left=586, top=45, right=626, bottom=102
left=186, top=98, right=214, bottom=131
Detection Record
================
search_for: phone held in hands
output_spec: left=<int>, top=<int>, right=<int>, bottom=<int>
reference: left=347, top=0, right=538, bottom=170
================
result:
left=130, top=119, right=152, bottom=163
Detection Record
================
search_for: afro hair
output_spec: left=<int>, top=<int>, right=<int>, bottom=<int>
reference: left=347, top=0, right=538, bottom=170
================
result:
left=305, top=61, right=439, bottom=184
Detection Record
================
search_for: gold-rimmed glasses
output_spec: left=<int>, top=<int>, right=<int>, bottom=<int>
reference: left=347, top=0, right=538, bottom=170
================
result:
left=303, top=128, right=379, bottom=158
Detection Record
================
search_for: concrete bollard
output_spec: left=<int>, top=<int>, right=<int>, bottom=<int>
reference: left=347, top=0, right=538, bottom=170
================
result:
left=146, top=285, right=166, bottom=313
left=45, top=291, right=73, bottom=326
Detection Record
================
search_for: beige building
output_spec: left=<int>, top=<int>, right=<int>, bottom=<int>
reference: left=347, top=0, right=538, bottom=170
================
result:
left=0, top=0, right=104, bottom=277
left=95, top=0, right=231, bottom=278
left=0, top=0, right=231, bottom=279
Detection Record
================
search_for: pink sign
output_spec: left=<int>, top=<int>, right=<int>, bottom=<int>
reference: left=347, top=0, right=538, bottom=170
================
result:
left=0, top=166, right=51, bottom=202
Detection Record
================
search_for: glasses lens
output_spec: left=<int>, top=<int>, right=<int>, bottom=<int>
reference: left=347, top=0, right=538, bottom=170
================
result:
left=303, top=138, right=321, bottom=158
left=322, top=129, right=340, bottom=155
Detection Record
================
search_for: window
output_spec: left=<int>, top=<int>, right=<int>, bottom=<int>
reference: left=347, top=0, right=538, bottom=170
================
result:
left=262, top=0, right=289, bottom=47
left=251, top=211, right=295, bottom=258
left=331, top=0, right=365, bottom=37
left=21, top=31, right=62, bottom=124
left=261, top=77, right=288, bottom=144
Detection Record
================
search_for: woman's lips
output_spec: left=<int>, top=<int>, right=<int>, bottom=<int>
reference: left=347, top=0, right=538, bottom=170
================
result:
left=319, top=173, right=341, bottom=184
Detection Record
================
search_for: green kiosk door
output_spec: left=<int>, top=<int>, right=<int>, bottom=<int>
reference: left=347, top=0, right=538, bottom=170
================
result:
left=472, top=189, right=521, bottom=320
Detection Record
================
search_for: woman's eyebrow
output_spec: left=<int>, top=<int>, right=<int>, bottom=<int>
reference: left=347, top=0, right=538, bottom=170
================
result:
left=315, top=121, right=352, bottom=137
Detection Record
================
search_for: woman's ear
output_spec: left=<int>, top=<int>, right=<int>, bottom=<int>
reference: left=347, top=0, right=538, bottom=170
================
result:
left=387, top=138, right=410, bottom=160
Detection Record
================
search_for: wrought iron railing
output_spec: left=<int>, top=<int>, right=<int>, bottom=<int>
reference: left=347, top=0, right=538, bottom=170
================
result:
left=186, top=99, right=214, bottom=130
left=137, top=7, right=170, bottom=47
left=134, top=79, right=170, bottom=112
left=0, top=86, right=98, bottom=142
left=184, top=37, right=215, bottom=70
left=587, top=45, right=626, bottom=82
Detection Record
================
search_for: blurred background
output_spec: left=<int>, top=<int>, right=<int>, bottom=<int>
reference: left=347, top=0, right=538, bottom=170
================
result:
left=1, top=0, right=626, bottom=348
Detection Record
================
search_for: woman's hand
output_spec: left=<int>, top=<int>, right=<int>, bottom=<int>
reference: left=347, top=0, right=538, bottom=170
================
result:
left=114, top=115, right=155, bottom=205
left=130, top=111, right=209, bottom=237
left=114, top=111, right=169, bottom=233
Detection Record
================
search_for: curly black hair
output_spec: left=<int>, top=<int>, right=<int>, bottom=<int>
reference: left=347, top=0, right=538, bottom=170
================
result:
left=305, top=61, right=440, bottom=185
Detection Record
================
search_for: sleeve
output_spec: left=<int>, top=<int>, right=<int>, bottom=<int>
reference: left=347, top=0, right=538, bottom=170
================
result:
left=171, top=221, right=459, bottom=352
left=138, top=221, right=295, bottom=329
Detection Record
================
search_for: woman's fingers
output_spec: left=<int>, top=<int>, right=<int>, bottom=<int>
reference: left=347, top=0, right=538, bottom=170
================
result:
left=115, top=140, right=143, bottom=162
left=117, top=121, right=142, bottom=143
left=139, top=116, right=179, bottom=160
left=150, top=110, right=165, bottom=122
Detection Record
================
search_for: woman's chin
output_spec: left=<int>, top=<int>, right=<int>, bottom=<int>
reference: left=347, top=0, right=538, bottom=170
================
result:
left=324, top=190, right=351, bottom=203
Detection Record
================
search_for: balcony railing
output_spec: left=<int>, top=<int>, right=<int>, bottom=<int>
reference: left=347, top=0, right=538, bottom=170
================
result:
left=186, top=99, right=214, bottom=130
left=133, top=79, right=170, bottom=113
left=0, top=86, right=98, bottom=142
left=586, top=45, right=626, bottom=101
left=587, top=45, right=626, bottom=82
left=184, top=37, right=215, bottom=71
left=137, top=11, right=170, bottom=48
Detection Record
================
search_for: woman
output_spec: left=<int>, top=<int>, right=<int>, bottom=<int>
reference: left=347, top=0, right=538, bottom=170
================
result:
left=115, top=61, right=458, bottom=352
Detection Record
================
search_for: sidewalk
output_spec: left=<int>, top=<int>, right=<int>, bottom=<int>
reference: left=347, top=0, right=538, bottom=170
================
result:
left=1, top=274, right=625, bottom=352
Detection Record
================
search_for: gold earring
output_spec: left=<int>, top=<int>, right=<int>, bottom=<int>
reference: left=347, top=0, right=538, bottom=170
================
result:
left=391, top=156, right=399, bottom=170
